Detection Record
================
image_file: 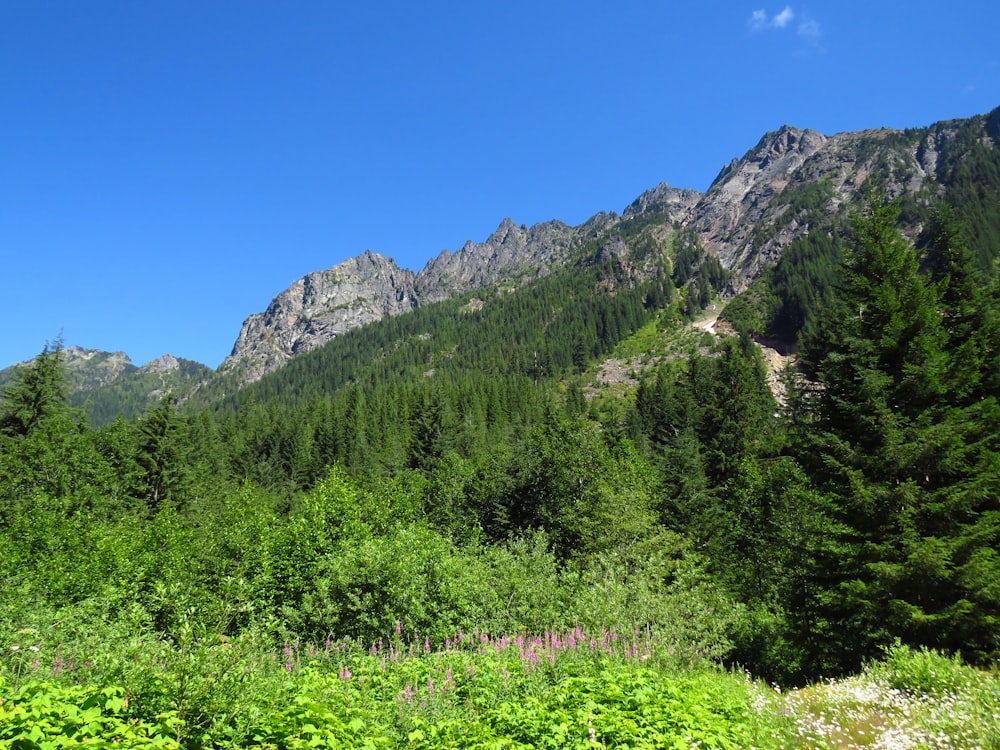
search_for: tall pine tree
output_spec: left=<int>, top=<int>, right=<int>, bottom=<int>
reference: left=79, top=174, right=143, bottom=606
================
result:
left=795, top=196, right=1000, bottom=669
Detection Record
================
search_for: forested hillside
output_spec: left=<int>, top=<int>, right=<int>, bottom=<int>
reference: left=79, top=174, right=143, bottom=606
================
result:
left=2, top=143, right=1000, bottom=745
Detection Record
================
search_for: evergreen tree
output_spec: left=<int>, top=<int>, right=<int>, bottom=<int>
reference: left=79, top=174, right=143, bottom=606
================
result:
left=703, top=334, right=777, bottom=483
left=924, top=206, right=998, bottom=403
left=794, top=195, right=1000, bottom=670
left=0, top=341, right=70, bottom=438
left=135, top=395, right=191, bottom=511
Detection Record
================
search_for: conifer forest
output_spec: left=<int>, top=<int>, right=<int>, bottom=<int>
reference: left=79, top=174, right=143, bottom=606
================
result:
left=3, top=179, right=1000, bottom=744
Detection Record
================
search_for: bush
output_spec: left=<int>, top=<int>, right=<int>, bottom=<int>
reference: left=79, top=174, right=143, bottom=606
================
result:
left=872, top=642, right=989, bottom=696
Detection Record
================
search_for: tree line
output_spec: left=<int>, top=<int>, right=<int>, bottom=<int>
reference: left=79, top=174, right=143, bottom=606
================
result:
left=1, top=196, right=997, bottom=685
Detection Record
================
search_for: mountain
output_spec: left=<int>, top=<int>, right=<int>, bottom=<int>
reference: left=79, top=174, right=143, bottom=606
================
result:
left=219, top=191, right=699, bottom=384
left=0, top=346, right=213, bottom=426
left=221, top=251, right=420, bottom=384
left=6, top=107, right=997, bottom=413
left=221, top=108, right=999, bottom=384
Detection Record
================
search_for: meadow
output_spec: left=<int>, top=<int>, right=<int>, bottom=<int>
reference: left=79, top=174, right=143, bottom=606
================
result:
left=3, top=619, right=998, bottom=749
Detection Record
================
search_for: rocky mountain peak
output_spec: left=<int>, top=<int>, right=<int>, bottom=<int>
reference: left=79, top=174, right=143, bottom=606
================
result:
left=140, top=354, right=181, bottom=374
left=219, top=109, right=1000, bottom=388
left=61, top=345, right=132, bottom=367
left=684, top=125, right=832, bottom=279
left=221, top=252, right=418, bottom=383
left=622, top=182, right=701, bottom=220
left=58, top=347, right=135, bottom=389
left=486, top=217, right=519, bottom=245
left=413, top=217, right=582, bottom=305
left=710, top=125, right=828, bottom=198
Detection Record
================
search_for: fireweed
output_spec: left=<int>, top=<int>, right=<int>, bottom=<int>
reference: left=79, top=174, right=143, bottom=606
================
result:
left=2, top=624, right=996, bottom=748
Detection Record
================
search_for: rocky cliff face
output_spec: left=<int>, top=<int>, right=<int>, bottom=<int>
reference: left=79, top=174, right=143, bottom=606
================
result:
left=415, top=218, right=574, bottom=304
left=622, top=183, right=702, bottom=219
left=683, top=119, right=980, bottom=289
left=689, top=126, right=829, bottom=274
left=220, top=109, right=999, bottom=385
left=222, top=251, right=419, bottom=383
left=59, top=346, right=137, bottom=388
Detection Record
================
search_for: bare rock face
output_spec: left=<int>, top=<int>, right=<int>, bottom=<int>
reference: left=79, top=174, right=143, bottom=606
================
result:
left=220, top=110, right=999, bottom=385
left=687, top=126, right=829, bottom=277
left=622, top=182, right=701, bottom=220
left=60, top=346, right=136, bottom=389
left=140, top=354, right=181, bottom=374
left=222, top=251, right=418, bottom=382
left=415, top=218, right=582, bottom=304
left=678, top=118, right=982, bottom=290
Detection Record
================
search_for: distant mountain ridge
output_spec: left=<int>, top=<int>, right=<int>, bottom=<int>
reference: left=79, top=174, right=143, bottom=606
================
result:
left=219, top=207, right=696, bottom=383
left=0, top=346, right=212, bottom=425
left=4, top=106, right=998, bottom=416
left=222, top=109, right=1000, bottom=383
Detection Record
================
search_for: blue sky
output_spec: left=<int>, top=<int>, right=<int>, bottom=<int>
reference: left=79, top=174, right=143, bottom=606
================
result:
left=3, top=1, right=998, bottom=369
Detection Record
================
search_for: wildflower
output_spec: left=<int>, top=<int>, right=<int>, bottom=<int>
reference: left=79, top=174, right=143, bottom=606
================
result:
left=397, top=685, right=415, bottom=707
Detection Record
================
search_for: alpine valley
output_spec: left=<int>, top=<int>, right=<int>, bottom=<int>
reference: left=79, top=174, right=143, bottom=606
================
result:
left=2, top=106, right=1000, bottom=747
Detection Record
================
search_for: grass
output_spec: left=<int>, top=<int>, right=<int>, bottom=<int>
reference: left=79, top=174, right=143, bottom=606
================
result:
left=3, top=624, right=997, bottom=749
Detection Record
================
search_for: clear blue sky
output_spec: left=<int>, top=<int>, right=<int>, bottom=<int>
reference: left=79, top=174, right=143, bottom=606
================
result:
left=3, top=1, right=998, bottom=369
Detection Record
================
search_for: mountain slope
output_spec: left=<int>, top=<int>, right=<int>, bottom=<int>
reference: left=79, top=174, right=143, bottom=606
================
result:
left=220, top=191, right=696, bottom=384
left=7, top=107, right=997, bottom=416
left=221, top=108, right=999, bottom=386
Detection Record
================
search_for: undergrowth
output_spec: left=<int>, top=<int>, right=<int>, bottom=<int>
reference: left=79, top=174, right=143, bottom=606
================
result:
left=2, top=622, right=997, bottom=749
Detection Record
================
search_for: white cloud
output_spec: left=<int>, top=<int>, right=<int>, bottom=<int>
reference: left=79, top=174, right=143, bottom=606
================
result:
left=749, top=6, right=806, bottom=32
left=748, top=6, right=824, bottom=52
left=773, top=6, right=795, bottom=28
left=749, top=9, right=768, bottom=31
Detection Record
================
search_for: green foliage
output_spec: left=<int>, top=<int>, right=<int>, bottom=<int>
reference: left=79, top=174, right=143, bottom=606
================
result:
left=934, top=109, right=1000, bottom=271
left=0, top=622, right=784, bottom=749
left=0, top=678, right=183, bottom=748
left=136, top=396, right=192, bottom=511
left=792, top=194, right=1000, bottom=675
left=4, top=624, right=995, bottom=749
left=775, top=178, right=835, bottom=216
left=1, top=174, right=999, bottom=740
left=721, top=226, right=843, bottom=341
left=0, top=342, right=70, bottom=438
left=70, top=357, right=213, bottom=428
left=872, top=642, right=987, bottom=697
